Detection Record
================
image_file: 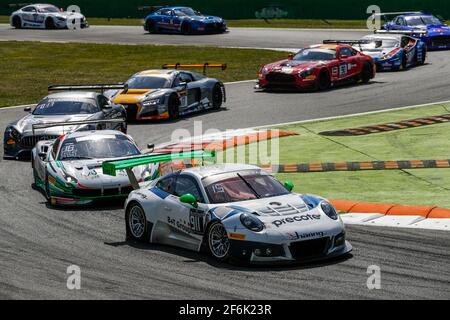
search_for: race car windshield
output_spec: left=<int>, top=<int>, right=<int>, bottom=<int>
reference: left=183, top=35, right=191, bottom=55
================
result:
left=126, top=76, right=171, bottom=89
left=38, top=6, right=60, bottom=13
left=33, top=100, right=99, bottom=115
left=204, top=172, right=290, bottom=204
left=174, top=8, right=199, bottom=16
left=294, top=49, right=336, bottom=61
left=58, top=135, right=140, bottom=160
left=406, top=16, right=442, bottom=26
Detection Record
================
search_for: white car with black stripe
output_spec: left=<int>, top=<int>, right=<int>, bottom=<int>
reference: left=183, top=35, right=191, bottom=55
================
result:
left=10, top=4, right=88, bottom=29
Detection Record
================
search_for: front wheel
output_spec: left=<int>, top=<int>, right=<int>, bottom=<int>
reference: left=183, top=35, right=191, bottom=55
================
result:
left=12, top=16, right=22, bottom=29
left=45, top=18, right=56, bottom=29
left=168, top=94, right=180, bottom=120
left=181, top=22, right=192, bottom=35
left=207, top=222, right=231, bottom=262
left=125, top=202, right=150, bottom=242
left=146, top=20, right=155, bottom=34
left=212, top=83, right=223, bottom=109
left=44, top=172, right=51, bottom=202
left=316, top=70, right=331, bottom=91
left=360, top=63, right=373, bottom=83
left=417, top=47, right=427, bottom=65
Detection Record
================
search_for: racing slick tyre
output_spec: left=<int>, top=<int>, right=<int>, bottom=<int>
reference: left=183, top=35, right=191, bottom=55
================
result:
left=207, top=222, right=231, bottom=262
left=181, top=22, right=192, bottom=35
left=316, top=70, right=331, bottom=91
left=146, top=20, right=156, bottom=34
left=212, top=83, right=223, bottom=110
left=125, top=202, right=150, bottom=242
left=360, top=63, right=373, bottom=84
left=416, top=47, right=427, bottom=66
left=168, top=94, right=180, bottom=120
left=45, top=18, right=56, bottom=29
left=44, top=172, right=51, bottom=202
left=12, top=16, right=22, bottom=29
left=400, top=52, right=408, bottom=71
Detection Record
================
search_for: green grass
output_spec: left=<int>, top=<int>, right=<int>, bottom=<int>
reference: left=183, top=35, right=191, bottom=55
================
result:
left=3, top=16, right=448, bottom=29
left=0, top=41, right=285, bottom=107
left=218, top=103, right=450, bottom=208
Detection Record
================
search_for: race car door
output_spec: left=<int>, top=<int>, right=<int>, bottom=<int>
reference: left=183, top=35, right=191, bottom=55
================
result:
left=157, top=174, right=207, bottom=251
left=173, top=72, right=201, bottom=113
left=21, top=6, right=38, bottom=26
left=336, top=47, right=361, bottom=80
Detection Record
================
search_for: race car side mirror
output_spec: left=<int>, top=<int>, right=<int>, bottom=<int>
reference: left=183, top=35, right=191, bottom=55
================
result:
left=284, top=181, right=294, bottom=192
left=180, top=194, right=198, bottom=208
left=147, top=143, right=155, bottom=153
left=288, top=53, right=294, bottom=60
left=24, top=106, right=32, bottom=112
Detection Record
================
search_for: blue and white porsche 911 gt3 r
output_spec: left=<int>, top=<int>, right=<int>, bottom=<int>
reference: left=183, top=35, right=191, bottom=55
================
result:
left=102, top=152, right=352, bottom=264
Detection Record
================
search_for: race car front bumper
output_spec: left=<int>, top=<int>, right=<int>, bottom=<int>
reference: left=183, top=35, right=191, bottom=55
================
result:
left=228, top=233, right=352, bottom=264
left=123, top=102, right=170, bottom=121
left=256, top=74, right=317, bottom=90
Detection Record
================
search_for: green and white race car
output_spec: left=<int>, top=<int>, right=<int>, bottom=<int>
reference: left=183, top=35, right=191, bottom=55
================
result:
left=32, top=127, right=157, bottom=206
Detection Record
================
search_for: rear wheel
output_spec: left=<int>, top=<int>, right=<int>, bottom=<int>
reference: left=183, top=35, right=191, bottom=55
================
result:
left=45, top=18, right=55, bottom=29
left=207, top=222, right=231, bottom=262
left=125, top=202, right=149, bottom=242
left=417, top=47, right=427, bottom=65
left=181, top=22, right=192, bottom=35
left=212, top=83, right=223, bottom=109
left=12, top=16, right=22, bottom=29
left=146, top=20, right=155, bottom=34
left=168, top=94, right=180, bottom=120
left=316, top=70, right=331, bottom=91
left=360, top=63, right=373, bottom=83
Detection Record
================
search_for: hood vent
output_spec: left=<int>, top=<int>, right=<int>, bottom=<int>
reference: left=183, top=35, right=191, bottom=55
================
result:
left=258, top=203, right=309, bottom=216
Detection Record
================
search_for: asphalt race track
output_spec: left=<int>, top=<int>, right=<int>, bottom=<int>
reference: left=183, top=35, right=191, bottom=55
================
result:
left=0, top=24, right=368, bottom=49
left=1, top=25, right=450, bottom=299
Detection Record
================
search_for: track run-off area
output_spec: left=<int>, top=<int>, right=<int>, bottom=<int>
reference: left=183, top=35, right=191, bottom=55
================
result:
left=0, top=25, right=449, bottom=299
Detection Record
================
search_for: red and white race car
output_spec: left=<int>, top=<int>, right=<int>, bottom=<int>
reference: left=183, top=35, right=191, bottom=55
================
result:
left=256, top=43, right=376, bottom=91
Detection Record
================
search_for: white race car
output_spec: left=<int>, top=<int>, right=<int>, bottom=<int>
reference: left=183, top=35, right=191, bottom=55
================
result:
left=102, top=151, right=352, bottom=264
left=10, top=4, right=88, bottom=29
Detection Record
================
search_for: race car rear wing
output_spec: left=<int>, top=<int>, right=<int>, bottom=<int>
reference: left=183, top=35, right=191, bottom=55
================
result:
left=102, top=150, right=216, bottom=189
left=162, top=63, right=227, bottom=75
left=32, top=119, right=125, bottom=135
left=323, top=40, right=373, bottom=45
left=369, top=11, right=423, bottom=21
left=48, top=84, right=127, bottom=93
left=374, top=30, right=427, bottom=36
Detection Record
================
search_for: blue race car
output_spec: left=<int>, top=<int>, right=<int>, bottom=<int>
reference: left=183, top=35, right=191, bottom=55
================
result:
left=143, top=6, right=227, bottom=35
left=324, top=33, right=426, bottom=71
left=382, top=12, right=450, bottom=50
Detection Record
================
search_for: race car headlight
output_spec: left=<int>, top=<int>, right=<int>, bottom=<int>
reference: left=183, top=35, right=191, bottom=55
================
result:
left=299, top=68, right=314, bottom=78
left=64, top=174, right=78, bottom=184
left=142, top=98, right=162, bottom=107
left=259, top=66, right=268, bottom=77
left=321, top=201, right=338, bottom=220
left=5, top=126, right=21, bottom=140
left=240, top=213, right=264, bottom=232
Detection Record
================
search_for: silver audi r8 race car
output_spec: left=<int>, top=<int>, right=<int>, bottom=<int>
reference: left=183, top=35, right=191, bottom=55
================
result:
left=4, top=90, right=127, bottom=160
left=102, top=151, right=352, bottom=264
left=106, top=66, right=226, bottom=121
left=10, top=3, right=88, bottom=29
left=32, top=129, right=157, bottom=206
